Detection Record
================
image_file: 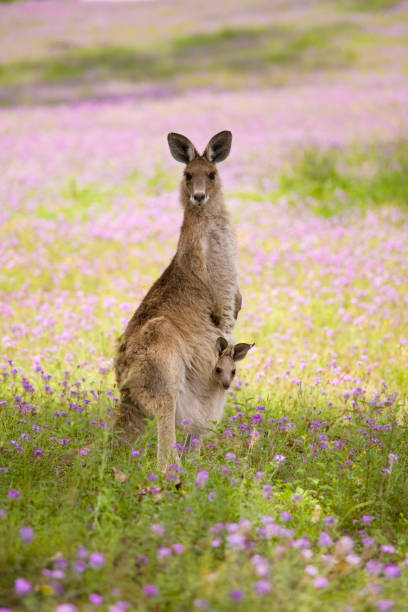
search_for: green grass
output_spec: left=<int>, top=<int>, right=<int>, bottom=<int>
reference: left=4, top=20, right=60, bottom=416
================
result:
left=253, top=141, right=408, bottom=217
left=0, top=22, right=358, bottom=91
left=339, top=0, right=402, bottom=11
left=1, top=374, right=407, bottom=610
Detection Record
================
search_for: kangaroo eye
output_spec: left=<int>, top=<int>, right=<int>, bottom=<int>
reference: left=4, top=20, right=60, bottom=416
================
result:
left=215, top=367, right=222, bottom=374
left=185, top=172, right=192, bottom=181
left=232, top=369, right=236, bottom=376
left=208, top=172, right=216, bottom=180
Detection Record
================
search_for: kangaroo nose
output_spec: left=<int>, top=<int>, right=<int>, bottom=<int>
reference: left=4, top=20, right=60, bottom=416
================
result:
left=193, top=192, right=205, bottom=203
left=223, top=382, right=230, bottom=390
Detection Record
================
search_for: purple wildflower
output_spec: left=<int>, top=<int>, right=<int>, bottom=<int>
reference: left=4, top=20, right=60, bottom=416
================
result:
left=143, top=584, right=158, bottom=597
left=262, top=484, right=274, bottom=499
left=14, top=578, right=32, bottom=596
left=227, top=533, right=246, bottom=550
left=89, top=552, right=105, bottom=568
left=19, top=526, right=34, bottom=543
left=173, top=543, right=184, bottom=555
left=383, top=563, right=400, bottom=578
left=73, top=560, right=87, bottom=574
left=195, top=470, right=209, bottom=488
left=362, top=515, right=374, bottom=523
left=366, top=560, right=383, bottom=577
left=318, top=532, right=332, bottom=547
left=158, top=547, right=172, bottom=559
left=381, top=545, right=395, bottom=554
left=376, top=601, right=394, bottom=611
left=254, top=580, right=271, bottom=595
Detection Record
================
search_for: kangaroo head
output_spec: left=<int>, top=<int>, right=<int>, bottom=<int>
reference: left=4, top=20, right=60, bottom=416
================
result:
left=214, top=336, right=254, bottom=390
left=167, top=131, right=232, bottom=206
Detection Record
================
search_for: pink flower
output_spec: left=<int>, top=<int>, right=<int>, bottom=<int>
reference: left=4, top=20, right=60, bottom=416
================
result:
left=314, top=577, right=329, bottom=588
left=157, top=547, right=172, bottom=559
left=318, top=532, right=332, bottom=547
left=381, top=545, right=395, bottom=554
left=362, top=515, right=374, bottom=523
left=195, top=470, right=209, bottom=488
left=254, top=580, right=271, bottom=595
left=383, top=563, right=400, bottom=578
left=19, top=526, right=34, bottom=542
left=376, top=601, right=394, bottom=611
left=173, top=543, right=184, bottom=555
left=89, top=552, right=105, bottom=568
left=143, top=584, right=158, bottom=597
left=14, top=578, right=32, bottom=596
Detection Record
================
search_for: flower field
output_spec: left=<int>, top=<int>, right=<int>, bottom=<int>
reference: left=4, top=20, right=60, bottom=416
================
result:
left=1, top=1, right=408, bottom=610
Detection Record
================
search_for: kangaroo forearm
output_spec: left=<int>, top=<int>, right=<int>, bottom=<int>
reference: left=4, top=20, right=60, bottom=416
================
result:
left=234, top=288, right=242, bottom=320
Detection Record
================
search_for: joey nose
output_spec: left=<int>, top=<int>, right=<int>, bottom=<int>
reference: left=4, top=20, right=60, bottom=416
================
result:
left=193, top=192, right=205, bottom=203
left=223, top=382, right=230, bottom=390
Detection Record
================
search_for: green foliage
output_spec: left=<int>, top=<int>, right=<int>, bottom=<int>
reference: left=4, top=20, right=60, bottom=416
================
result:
left=0, top=22, right=358, bottom=91
left=276, top=142, right=408, bottom=216
left=339, top=0, right=402, bottom=11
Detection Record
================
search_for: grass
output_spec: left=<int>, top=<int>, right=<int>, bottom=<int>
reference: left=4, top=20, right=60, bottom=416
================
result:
left=248, top=142, right=408, bottom=217
left=0, top=22, right=358, bottom=92
left=338, top=0, right=402, bottom=11
left=1, top=373, right=407, bottom=610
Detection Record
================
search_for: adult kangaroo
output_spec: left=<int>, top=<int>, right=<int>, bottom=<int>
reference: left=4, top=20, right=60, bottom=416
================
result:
left=114, top=131, right=242, bottom=471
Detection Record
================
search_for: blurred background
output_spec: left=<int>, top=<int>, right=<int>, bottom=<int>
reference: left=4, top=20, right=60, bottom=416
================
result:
left=1, top=0, right=407, bottom=107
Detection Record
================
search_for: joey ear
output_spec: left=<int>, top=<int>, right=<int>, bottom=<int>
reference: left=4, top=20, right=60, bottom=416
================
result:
left=216, top=336, right=228, bottom=356
left=167, top=133, right=198, bottom=164
left=203, top=131, right=232, bottom=163
left=233, top=342, right=254, bottom=362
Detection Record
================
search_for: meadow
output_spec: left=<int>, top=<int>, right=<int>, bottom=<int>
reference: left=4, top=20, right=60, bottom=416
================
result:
left=1, top=1, right=408, bottom=610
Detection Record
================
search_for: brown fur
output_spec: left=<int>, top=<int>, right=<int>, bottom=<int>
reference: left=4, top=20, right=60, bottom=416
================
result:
left=213, top=337, right=254, bottom=390
left=114, top=132, right=242, bottom=471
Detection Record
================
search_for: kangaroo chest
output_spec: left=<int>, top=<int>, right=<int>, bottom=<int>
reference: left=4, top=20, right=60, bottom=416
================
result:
left=204, top=223, right=238, bottom=334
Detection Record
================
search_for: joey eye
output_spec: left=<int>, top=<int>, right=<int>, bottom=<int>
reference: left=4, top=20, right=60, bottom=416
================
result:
left=232, top=369, right=236, bottom=376
left=208, top=172, right=216, bottom=180
left=215, top=367, right=222, bottom=374
left=185, top=172, right=192, bottom=181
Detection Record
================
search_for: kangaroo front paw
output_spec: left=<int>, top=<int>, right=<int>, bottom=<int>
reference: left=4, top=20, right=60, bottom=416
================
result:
left=210, top=312, right=221, bottom=327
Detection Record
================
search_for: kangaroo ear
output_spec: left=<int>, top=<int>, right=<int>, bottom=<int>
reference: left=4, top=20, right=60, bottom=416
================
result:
left=233, top=342, right=254, bottom=362
left=203, top=131, right=232, bottom=163
left=167, top=133, right=198, bottom=164
left=216, top=336, right=228, bottom=356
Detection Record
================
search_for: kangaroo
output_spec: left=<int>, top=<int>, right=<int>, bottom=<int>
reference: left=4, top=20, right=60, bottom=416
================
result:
left=213, top=337, right=254, bottom=391
left=114, top=131, right=242, bottom=471
left=183, top=337, right=254, bottom=449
